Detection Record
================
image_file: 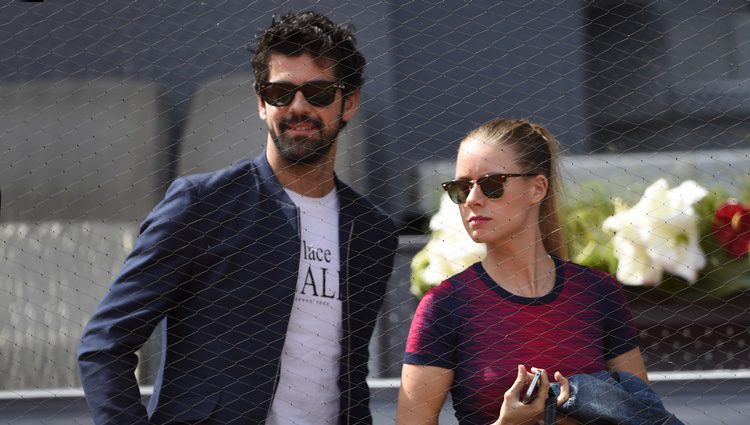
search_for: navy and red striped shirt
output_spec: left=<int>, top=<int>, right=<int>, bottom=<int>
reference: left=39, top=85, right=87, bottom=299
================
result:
left=404, top=257, right=639, bottom=425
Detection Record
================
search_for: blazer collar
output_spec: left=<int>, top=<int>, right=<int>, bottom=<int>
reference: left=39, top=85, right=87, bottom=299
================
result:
left=252, top=151, right=358, bottom=212
left=253, top=151, right=291, bottom=203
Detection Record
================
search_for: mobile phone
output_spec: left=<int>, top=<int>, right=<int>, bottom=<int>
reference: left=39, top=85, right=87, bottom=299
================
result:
left=521, top=370, right=542, bottom=404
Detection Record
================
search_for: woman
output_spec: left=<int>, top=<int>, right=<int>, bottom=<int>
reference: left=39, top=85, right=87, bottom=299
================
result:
left=397, top=118, right=648, bottom=425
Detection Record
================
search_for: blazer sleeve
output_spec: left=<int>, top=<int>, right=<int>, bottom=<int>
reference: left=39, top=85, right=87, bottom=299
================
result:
left=77, top=177, right=204, bottom=425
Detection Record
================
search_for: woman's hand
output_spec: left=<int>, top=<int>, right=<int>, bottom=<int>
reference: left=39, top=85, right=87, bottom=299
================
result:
left=494, top=365, right=570, bottom=425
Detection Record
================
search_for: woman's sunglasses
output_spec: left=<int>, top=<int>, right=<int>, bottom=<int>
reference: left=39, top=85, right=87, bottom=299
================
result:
left=255, top=81, right=346, bottom=107
left=441, top=173, right=537, bottom=204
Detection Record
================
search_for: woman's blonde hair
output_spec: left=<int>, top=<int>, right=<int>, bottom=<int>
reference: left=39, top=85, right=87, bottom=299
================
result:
left=462, top=118, right=567, bottom=258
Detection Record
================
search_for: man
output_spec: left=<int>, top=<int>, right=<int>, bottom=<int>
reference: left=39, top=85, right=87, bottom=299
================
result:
left=77, top=11, right=397, bottom=425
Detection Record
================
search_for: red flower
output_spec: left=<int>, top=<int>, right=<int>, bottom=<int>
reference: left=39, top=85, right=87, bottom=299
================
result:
left=713, top=200, right=750, bottom=258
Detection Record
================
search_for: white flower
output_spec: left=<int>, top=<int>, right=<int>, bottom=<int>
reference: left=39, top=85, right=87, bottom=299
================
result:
left=602, top=179, right=708, bottom=285
left=411, top=193, right=486, bottom=296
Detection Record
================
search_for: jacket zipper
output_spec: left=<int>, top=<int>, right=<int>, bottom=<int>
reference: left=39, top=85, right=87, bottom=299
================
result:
left=268, top=206, right=302, bottom=417
left=344, top=219, right=355, bottom=425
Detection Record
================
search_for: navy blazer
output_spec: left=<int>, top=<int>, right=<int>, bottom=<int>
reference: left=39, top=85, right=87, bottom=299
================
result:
left=77, top=153, right=398, bottom=425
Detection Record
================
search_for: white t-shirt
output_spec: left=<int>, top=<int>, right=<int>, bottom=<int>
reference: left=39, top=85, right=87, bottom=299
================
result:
left=266, top=188, right=342, bottom=425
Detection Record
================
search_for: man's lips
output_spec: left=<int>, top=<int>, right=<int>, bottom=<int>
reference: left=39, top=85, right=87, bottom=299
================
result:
left=286, top=123, right=317, bottom=131
left=283, top=127, right=318, bottom=137
left=281, top=117, right=322, bottom=135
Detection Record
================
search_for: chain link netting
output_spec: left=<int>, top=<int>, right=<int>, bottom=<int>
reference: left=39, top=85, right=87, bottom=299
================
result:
left=1, top=1, right=749, bottom=424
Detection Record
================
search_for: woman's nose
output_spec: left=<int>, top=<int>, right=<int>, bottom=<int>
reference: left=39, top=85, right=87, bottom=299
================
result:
left=464, top=182, right=484, bottom=204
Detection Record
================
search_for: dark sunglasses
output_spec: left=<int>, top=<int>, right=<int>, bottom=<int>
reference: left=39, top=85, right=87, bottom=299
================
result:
left=441, top=173, right=537, bottom=204
left=255, top=81, right=346, bottom=107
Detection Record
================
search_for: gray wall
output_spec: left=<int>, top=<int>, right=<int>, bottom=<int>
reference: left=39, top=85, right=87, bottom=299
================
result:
left=0, top=0, right=597, bottom=222
left=5, top=1, right=748, bottom=220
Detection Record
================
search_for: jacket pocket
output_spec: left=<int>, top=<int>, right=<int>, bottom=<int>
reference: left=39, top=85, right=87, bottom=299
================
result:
left=149, top=392, right=221, bottom=424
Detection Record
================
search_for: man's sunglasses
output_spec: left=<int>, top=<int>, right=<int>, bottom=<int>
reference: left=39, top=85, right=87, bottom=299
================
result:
left=441, top=173, right=537, bottom=204
left=255, top=81, right=346, bottom=107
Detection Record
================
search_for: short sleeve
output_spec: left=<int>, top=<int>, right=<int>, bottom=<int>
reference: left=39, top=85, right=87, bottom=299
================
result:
left=404, top=282, right=459, bottom=370
left=599, top=274, right=640, bottom=359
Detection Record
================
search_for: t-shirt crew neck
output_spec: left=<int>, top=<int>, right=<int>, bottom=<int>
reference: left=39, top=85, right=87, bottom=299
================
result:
left=476, top=256, right=565, bottom=305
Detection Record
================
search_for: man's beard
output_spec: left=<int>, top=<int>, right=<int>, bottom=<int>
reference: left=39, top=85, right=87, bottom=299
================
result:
left=270, top=115, right=342, bottom=165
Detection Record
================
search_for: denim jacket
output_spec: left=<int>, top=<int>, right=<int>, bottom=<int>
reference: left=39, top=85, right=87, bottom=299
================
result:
left=548, top=371, right=684, bottom=424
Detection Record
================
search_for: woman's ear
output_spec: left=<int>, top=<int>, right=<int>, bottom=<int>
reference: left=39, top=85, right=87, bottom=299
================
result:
left=531, top=174, right=549, bottom=204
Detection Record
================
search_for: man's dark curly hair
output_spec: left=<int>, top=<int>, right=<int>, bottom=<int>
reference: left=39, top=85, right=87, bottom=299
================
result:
left=252, top=11, right=366, bottom=97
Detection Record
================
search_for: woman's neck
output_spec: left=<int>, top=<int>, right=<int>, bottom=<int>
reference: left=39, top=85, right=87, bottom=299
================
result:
left=482, top=242, right=555, bottom=298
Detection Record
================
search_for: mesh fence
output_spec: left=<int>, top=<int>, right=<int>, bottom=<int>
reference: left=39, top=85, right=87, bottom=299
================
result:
left=1, top=1, right=749, bottom=424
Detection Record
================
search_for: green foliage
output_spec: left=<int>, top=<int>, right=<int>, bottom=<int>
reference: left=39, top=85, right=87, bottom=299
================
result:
left=681, top=185, right=750, bottom=300
left=560, top=182, right=750, bottom=302
left=561, top=187, right=617, bottom=274
left=409, top=248, right=432, bottom=299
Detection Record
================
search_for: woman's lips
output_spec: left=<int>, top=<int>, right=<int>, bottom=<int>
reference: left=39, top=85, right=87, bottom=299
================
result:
left=468, top=215, right=490, bottom=226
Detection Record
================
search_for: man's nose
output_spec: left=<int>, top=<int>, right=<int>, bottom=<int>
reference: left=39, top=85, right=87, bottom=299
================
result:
left=288, top=89, right=313, bottom=111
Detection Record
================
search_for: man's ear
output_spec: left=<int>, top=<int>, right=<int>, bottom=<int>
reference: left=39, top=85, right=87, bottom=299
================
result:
left=257, top=95, right=267, bottom=120
left=341, top=90, right=360, bottom=124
